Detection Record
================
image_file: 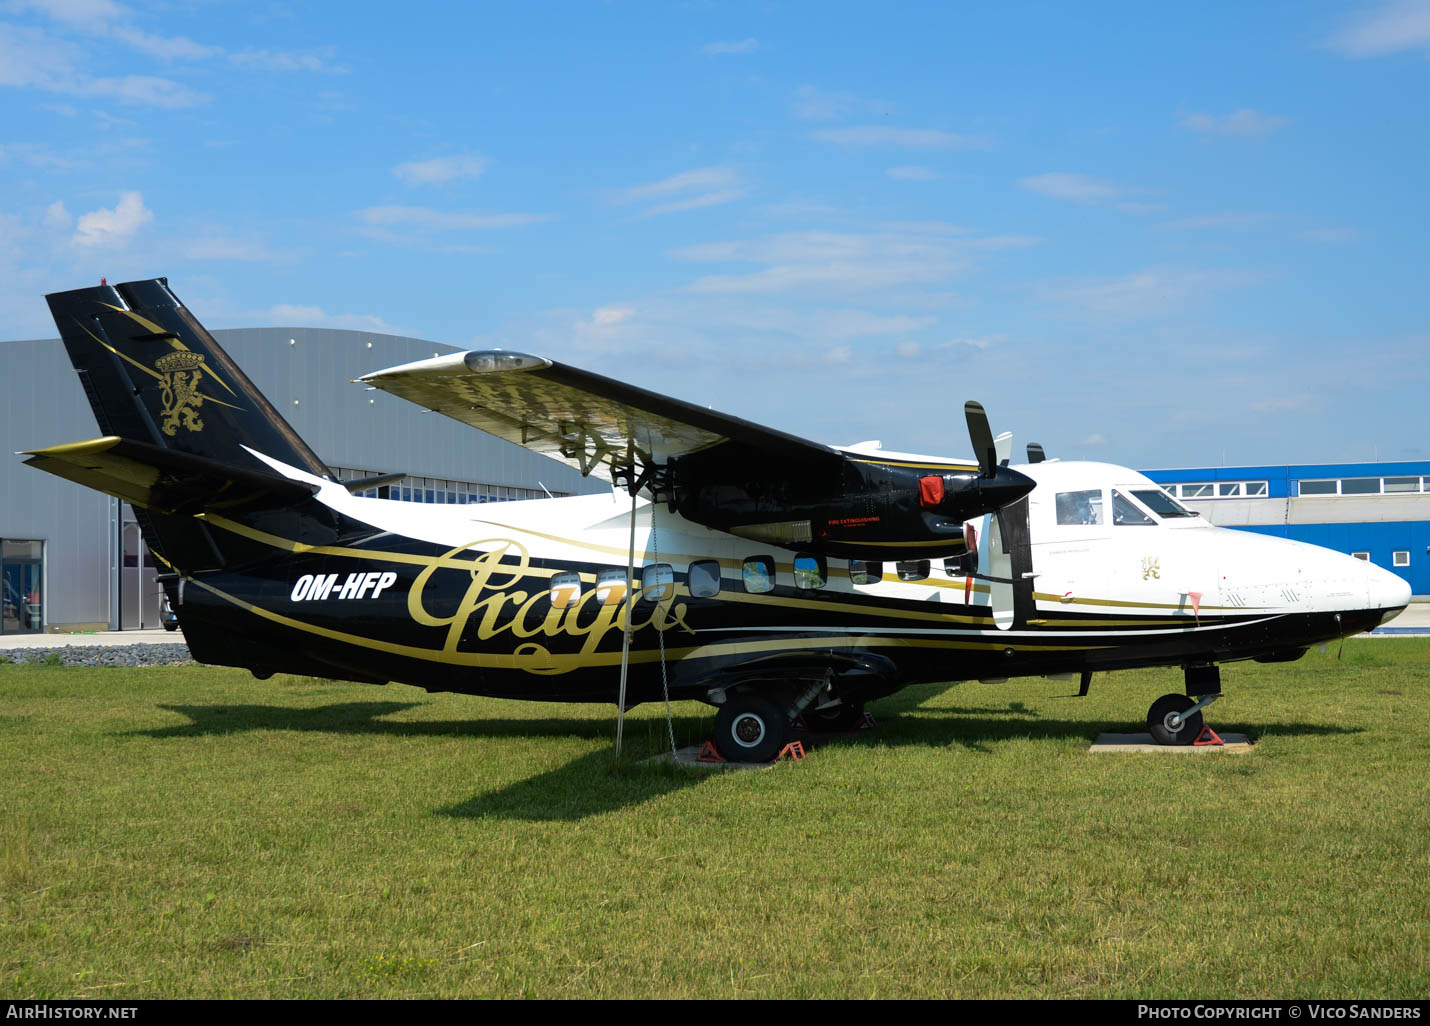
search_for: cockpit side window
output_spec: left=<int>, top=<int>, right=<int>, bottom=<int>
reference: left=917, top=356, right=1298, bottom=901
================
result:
left=1131, top=488, right=1199, bottom=519
left=1055, top=489, right=1105, bottom=526
left=1112, top=489, right=1155, bottom=526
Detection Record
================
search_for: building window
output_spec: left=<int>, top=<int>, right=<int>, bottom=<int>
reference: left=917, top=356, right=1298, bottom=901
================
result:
left=1299, top=480, right=1337, bottom=496
left=1351, top=552, right=1370, bottom=561
left=1218, top=482, right=1242, bottom=497
left=1384, top=477, right=1420, bottom=494
left=1245, top=482, right=1269, bottom=496
left=1181, top=483, right=1214, bottom=498
left=1340, top=478, right=1380, bottom=495
left=1394, top=551, right=1410, bottom=567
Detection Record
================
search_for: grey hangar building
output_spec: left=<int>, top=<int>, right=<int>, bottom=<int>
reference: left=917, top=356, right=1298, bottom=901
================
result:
left=2, top=324, right=1425, bottom=636
left=1, top=325, right=609, bottom=635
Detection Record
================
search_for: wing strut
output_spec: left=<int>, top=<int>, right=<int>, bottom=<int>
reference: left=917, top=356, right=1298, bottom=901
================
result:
left=614, top=471, right=638, bottom=764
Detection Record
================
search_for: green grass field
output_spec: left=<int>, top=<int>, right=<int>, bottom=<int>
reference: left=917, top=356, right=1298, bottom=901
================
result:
left=1, top=641, right=1427, bottom=999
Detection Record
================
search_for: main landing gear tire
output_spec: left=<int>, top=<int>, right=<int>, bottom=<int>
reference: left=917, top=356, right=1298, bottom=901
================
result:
left=1147, top=693, right=1204, bottom=747
left=714, top=695, right=788, bottom=763
left=808, top=701, right=866, bottom=732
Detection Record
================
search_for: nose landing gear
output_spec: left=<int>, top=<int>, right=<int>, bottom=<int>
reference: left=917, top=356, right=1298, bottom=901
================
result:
left=1147, top=664, right=1224, bottom=746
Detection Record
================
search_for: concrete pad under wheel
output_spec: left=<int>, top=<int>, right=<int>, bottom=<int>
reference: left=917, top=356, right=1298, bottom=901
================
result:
left=1089, top=732, right=1254, bottom=754
left=645, top=744, right=780, bottom=770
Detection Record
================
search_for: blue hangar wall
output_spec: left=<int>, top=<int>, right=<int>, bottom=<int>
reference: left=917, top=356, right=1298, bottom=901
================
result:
left=1141, top=462, right=1430, bottom=597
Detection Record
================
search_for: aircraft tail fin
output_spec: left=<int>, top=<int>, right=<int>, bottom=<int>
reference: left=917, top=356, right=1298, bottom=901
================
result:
left=44, top=278, right=329, bottom=476
left=39, top=278, right=336, bottom=573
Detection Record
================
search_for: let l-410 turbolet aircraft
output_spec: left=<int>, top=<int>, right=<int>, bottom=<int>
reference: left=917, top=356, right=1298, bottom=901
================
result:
left=25, top=279, right=1410, bottom=761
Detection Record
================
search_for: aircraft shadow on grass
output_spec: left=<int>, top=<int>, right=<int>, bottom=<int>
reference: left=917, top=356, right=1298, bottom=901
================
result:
left=125, top=695, right=1362, bottom=822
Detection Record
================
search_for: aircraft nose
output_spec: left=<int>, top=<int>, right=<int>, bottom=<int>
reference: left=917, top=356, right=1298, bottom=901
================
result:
left=1366, top=560, right=1411, bottom=624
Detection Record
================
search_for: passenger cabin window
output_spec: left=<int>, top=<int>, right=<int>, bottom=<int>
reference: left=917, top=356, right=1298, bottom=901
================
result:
left=1112, top=490, right=1154, bottom=526
left=742, top=556, right=775, bottom=594
left=849, top=560, right=883, bottom=586
left=641, top=563, right=674, bottom=601
left=688, top=560, right=722, bottom=598
left=793, top=554, right=826, bottom=590
left=1131, top=489, right=1199, bottom=518
left=549, top=572, right=582, bottom=609
left=896, top=559, right=930, bottom=582
left=595, top=569, right=629, bottom=606
left=1055, top=489, right=1105, bottom=526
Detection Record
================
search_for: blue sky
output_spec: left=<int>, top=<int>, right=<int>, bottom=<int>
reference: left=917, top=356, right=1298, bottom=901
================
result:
left=3, top=0, right=1428, bottom=470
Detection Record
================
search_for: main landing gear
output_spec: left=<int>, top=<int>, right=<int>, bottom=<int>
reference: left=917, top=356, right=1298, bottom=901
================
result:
left=710, top=675, right=848, bottom=763
left=1146, top=663, right=1223, bottom=746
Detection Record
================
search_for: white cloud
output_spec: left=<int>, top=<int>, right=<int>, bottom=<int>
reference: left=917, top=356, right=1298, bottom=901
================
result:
left=43, top=200, right=71, bottom=229
left=672, top=229, right=976, bottom=296
left=393, top=155, right=486, bottom=186
left=896, top=341, right=921, bottom=359
left=1154, top=212, right=1278, bottom=231
left=1329, top=0, right=1430, bottom=56
left=1040, top=268, right=1260, bottom=319
left=0, top=25, right=208, bottom=107
left=887, top=165, right=938, bottom=181
left=263, top=304, right=399, bottom=334
left=703, top=38, right=758, bottom=54
left=823, top=345, right=853, bottom=363
left=183, top=235, right=287, bottom=262
left=1019, top=172, right=1130, bottom=203
left=72, top=190, right=151, bottom=247
left=811, top=125, right=989, bottom=149
left=229, top=49, right=338, bottom=73
left=592, top=306, right=635, bottom=326
left=790, top=85, right=885, bottom=121
left=1180, top=109, right=1289, bottom=136
left=1078, top=434, right=1108, bottom=448
left=607, top=166, right=746, bottom=217
left=355, top=206, right=551, bottom=231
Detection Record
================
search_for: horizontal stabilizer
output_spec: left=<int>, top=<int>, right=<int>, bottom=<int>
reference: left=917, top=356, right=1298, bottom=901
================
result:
left=22, top=436, right=316, bottom=515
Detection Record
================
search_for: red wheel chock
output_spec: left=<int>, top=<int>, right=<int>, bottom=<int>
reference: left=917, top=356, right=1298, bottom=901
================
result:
left=776, top=741, right=806, bottom=762
left=696, top=741, right=727, bottom=763
left=856, top=712, right=877, bottom=730
left=1193, top=726, right=1225, bottom=747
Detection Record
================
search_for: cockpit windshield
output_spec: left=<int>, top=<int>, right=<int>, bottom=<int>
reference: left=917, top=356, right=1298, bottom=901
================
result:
left=1131, top=488, right=1200, bottom=519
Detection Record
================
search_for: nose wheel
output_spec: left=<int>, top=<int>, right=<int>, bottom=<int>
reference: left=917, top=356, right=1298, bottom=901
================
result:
left=1146, top=691, right=1222, bottom=746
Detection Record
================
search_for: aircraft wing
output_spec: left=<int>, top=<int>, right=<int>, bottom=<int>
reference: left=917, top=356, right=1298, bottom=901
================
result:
left=359, top=350, right=840, bottom=481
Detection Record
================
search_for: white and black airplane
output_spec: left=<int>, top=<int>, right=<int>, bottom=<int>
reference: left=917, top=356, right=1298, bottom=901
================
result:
left=24, top=279, right=1410, bottom=760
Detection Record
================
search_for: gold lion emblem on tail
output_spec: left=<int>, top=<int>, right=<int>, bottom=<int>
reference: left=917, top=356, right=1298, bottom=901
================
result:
left=154, top=351, right=206, bottom=435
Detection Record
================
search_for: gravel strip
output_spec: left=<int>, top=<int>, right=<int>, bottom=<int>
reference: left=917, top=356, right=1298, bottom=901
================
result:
left=0, top=644, right=195, bottom=667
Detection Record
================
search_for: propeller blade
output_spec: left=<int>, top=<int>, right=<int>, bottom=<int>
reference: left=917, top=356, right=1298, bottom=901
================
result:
left=964, top=400, right=996, bottom=478
left=1027, top=442, right=1046, bottom=464
left=994, top=431, right=1013, bottom=467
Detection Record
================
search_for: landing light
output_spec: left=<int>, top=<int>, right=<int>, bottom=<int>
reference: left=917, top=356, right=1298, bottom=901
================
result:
left=463, top=350, right=551, bottom=374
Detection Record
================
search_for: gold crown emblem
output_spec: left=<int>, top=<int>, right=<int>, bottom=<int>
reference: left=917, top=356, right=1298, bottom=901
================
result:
left=154, top=351, right=205, bottom=373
